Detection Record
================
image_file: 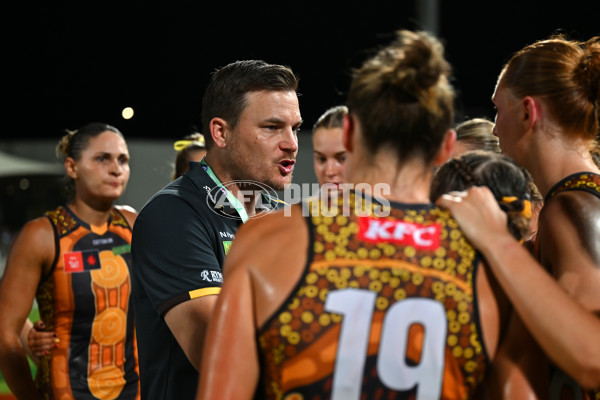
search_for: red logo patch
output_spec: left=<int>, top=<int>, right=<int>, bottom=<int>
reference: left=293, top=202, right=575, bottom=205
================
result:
left=64, top=251, right=84, bottom=272
left=357, top=216, right=441, bottom=250
left=87, top=254, right=97, bottom=266
left=63, top=250, right=101, bottom=273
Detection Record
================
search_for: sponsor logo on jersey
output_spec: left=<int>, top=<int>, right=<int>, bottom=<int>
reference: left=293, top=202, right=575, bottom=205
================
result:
left=223, top=240, right=232, bottom=255
left=357, top=216, right=441, bottom=250
left=111, top=244, right=131, bottom=256
left=219, top=231, right=235, bottom=239
left=63, top=249, right=101, bottom=273
left=200, top=269, right=223, bottom=283
left=92, top=237, right=114, bottom=246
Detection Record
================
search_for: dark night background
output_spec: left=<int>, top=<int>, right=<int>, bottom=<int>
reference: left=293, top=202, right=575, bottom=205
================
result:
left=5, top=1, right=599, bottom=140
left=1, top=2, right=599, bottom=393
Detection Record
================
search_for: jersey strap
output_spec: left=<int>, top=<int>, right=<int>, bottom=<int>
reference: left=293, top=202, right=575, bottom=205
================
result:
left=547, top=172, right=600, bottom=200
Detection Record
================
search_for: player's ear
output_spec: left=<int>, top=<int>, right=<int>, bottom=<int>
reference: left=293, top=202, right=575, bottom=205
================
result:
left=522, top=96, right=541, bottom=132
left=342, top=114, right=354, bottom=153
left=434, top=129, right=457, bottom=166
left=65, top=157, right=77, bottom=179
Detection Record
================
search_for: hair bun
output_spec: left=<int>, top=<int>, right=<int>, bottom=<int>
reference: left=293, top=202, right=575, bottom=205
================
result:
left=573, top=36, right=600, bottom=103
left=378, top=30, right=451, bottom=102
left=55, top=129, right=76, bottom=161
left=401, top=30, right=451, bottom=90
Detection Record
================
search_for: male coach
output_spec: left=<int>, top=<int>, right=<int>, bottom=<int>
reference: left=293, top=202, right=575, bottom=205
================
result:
left=130, top=59, right=302, bottom=399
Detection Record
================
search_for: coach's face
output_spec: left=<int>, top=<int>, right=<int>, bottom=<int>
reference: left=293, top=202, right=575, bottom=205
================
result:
left=225, top=90, right=301, bottom=191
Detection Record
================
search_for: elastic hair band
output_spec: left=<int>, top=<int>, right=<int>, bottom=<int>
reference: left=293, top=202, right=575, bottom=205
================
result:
left=501, top=196, right=532, bottom=219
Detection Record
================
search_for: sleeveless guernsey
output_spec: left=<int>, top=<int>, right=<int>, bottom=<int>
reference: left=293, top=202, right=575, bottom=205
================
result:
left=35, top=205, right=140, bottom=400
left=256, top=192, right=489, bottom=399
left=545, top=173, right=600, bottom=400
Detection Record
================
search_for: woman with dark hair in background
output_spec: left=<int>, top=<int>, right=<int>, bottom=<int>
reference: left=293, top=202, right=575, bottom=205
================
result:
left=431, top=150, right=534, bottom=241
left=0, top=123, right=140, bottom=399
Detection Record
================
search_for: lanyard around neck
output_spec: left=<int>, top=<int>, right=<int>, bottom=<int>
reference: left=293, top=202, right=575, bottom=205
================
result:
left=200, top=158, right=250, bottom=223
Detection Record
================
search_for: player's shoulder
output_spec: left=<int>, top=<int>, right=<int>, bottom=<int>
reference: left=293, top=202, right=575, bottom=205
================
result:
left=9, top=215, right=55, bottom=262
left=239, top=204, right=304, bottom=240
left=21, top=215, right=55, bottom=238
left=542, top=189, right=600, bottom=229
left=225, top=205, right=308, bottom=287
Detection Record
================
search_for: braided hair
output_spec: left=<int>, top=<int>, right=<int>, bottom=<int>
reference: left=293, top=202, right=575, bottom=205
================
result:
left=431, top=150, right=535, bottom=240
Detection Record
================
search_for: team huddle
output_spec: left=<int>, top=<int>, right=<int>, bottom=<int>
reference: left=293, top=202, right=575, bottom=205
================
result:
left=0, top=29, right=599, bottom=400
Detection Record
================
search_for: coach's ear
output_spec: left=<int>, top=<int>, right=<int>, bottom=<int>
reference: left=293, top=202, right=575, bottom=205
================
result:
left=434, top=129, right=457, bottom=166
left=209, top=117, right=228, bottom=149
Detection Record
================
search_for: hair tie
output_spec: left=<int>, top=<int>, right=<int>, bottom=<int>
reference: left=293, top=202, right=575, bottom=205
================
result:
left=501, top=196, right=532, bottom=219
left=174, top=137, right=205, bottom=151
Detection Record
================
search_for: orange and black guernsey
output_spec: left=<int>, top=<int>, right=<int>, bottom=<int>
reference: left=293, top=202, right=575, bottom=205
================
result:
left=35, top=205, right=140, bottom=400
left=256, top=191, right=489, bottom=400
left=544, top=173, right=600, bottom=400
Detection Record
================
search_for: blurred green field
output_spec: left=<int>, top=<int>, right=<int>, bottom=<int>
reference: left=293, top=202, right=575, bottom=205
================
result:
left=0, top=306, right=40, bottom=397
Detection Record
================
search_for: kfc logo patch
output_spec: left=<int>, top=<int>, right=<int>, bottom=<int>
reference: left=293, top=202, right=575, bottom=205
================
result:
left=357, top=216, right=441, bottom=250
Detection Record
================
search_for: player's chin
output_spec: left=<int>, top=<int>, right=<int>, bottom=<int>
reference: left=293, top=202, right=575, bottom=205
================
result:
left=99, top=189, right=124, bottom=202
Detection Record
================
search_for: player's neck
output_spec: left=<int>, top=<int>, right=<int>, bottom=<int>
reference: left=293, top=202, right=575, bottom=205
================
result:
left=348, top=152, right=433, bottom=204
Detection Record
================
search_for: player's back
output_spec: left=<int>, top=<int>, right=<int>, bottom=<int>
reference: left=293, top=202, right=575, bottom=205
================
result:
left=256, top=191, right=490, bottom=399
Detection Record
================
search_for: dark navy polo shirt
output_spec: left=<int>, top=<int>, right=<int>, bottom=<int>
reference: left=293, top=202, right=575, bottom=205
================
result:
left=131, top=161, right=282, bottom=400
